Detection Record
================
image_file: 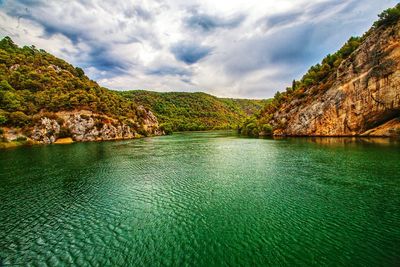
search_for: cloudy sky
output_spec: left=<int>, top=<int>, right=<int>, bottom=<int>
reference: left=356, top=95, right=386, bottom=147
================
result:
left=0, top=0, right=397, bottom=98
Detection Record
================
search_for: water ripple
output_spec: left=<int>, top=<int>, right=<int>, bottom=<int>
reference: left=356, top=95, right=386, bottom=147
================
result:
left=0, top=133, right=399, bottom=266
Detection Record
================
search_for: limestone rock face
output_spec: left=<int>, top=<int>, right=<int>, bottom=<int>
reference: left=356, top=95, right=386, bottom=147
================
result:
left=30, top=110, right=164, bottom=144
left=271, top=22, right=400, bottom=136
left=32, top=117, right=60, bottom=144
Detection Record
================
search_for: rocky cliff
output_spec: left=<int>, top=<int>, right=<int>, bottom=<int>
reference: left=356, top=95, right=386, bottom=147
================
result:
left=0, top=36, right=165, bottom=146
left=2, top=107, right=163, bottom=145
left=269, top=20, right=400, bottom=137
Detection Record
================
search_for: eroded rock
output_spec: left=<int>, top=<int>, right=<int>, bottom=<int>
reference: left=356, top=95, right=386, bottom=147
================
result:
left=271, top=22, right=400, bottom=136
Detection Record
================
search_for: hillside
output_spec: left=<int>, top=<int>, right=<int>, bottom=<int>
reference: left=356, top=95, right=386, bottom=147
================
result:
left=0, top=37, right=163, bottom=146
left=240, top=4, right=400, bottom=138
left=0, top=36, right=265, bottom=147
left=121, top=90, right=267, bottom=132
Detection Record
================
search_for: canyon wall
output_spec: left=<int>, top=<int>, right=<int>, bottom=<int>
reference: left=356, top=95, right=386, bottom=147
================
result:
left=271, top=22, right=400, bottom=137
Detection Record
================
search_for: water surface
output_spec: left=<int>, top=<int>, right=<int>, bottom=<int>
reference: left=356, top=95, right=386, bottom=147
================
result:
left=1, top=132, right=399, bottom=266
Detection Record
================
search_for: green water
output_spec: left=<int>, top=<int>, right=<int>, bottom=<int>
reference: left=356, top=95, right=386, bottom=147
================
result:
left=0, top=131, right=399, bottom=266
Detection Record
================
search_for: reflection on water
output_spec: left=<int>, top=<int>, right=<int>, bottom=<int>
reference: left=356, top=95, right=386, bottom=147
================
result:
left=0, top=132, right=399, bottom=266
left=272, top=136, right=400, bottom=146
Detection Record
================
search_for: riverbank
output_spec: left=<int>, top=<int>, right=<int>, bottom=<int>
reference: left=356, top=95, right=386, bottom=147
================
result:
left=0, top=135, right=147, bottom=149
left=2, top=129, right=400, bottom=150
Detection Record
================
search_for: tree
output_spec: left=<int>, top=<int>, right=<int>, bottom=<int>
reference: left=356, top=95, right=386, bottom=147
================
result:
left=262, top=124, right=273, bottom=135
left=0, top=80, right=14, bottom=91
left=0, top=36, right=18, bottom=50
left=0, top=91, right=22, bottom=111
left=0, top=114, right=7, bottom=125
left=75, top=67, right=85, bottom=78
left=374, top=4, right=400, bottom=28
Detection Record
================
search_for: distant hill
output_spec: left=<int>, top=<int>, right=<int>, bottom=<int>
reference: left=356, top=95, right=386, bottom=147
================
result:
left=240, top=4, right=400, bottom=138
left=121, top=90, right=267, bottom=133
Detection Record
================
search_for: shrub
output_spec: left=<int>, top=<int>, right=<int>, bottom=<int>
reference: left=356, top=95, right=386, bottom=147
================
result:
left=8, top=111, right=30, bottom=127
left=80, top=114, right=90, bottom=120
left=261, top=124, right=273, bottom=135
left=16, top=136, right=27, bottom=141
left=58, top=126, right=72, bottom=138
left=95, top=120, right=104, bottom=129
left=251, top=127, right=259, bottom=137
left=0, top=80, right=14, bottom=91
left=374, top=4, right=400, bottom=28
left=0, top=114, right=7, bottom=125
left=160, top=123, right=173, bottom=135
left=137, top=128, right=148, bottom=137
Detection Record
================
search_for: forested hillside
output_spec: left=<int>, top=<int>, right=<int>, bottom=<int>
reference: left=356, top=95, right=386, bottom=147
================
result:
left=0, top=37, right=162, bottom=146
left=122, top=90, right=267, bottom=132
left=0, top=37, right=155, bottom=126
left=0, top=36, right=265, bottom=147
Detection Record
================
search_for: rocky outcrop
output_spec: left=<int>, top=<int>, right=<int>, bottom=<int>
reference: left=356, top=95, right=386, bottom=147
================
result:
left=271, top=22, right=400, bottom=137
left=32, top=117, right=60, bottom=144
left=30, top=109, right=163, bottom=144
left=361, top=118, right=400, bottom=137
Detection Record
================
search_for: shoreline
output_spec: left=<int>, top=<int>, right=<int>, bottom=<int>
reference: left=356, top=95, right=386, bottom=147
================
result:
left=1, top=130, right=399, bottom=149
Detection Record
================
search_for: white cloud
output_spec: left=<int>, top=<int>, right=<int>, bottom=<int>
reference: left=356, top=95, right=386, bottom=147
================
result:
left=0, top=0, right=397, bottom=98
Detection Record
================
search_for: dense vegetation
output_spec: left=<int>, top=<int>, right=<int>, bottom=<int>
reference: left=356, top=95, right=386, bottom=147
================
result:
left=0, top=37, right=152, bottom=130
left=0, top=36, right=265, bottom=136
left=374, top=3, right=400, bottom=28
left=122, top=90, right=267, bottom=133
left=240, top=4, right=400, bottom=137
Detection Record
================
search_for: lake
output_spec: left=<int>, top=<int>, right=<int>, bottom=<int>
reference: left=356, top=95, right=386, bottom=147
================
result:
left=0, top=131, right=399, bottom=266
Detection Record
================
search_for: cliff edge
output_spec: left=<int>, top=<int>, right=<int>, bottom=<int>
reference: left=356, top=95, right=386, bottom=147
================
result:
left=241, top=6, right=400, bottom=137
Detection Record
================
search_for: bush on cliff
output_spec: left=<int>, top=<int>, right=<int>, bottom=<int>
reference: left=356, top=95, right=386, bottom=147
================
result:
left=374, top=4, right=400, bottom=28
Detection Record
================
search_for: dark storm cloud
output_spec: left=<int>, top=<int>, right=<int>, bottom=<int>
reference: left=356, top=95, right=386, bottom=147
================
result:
left=223, top=24, right=317, bottom=77
left=85, top=45, right=132, bottom=75
left=0, top=0, right=157, bottom=78
left=170, top=42, right=212, bottom=64
left=147, top=66, right=191, bottom=77
left=4, top=1, right=85, bottom=43
left=224, top=0, right=374, bottom=79
left=185, top=10, right=245, bottom=32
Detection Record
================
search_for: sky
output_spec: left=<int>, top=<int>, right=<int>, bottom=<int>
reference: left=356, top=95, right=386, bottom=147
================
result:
left=0, top=0, right=397, bottom=98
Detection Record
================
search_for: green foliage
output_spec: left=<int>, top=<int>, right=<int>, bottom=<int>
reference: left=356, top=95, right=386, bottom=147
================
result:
left=239, top=116, right=273, bottom=137
left=0, top=114, right=7, bottom=125
left=16, top=136, right=27, bottom=141
left=297, top=36, right=361, bottom=90
left=75, top=67, right=85, bottom=78
left=58, top=126, right=72, bottom=138
left=0, top=37, right=153, bottom=133
left=8, top=111, right=30, bottom=127
left=0, top=90, right=22, bottom=111
left=160, top=123, right=173, bottom=135
left=262, top=124, right=273, bottom=135
left=122, top=90, right=267, bottom=132
left=0, top=109, right=7, bottom=125
left=0, top=80, right=14, bottom=91
left=374, top=4, right=400, bottom=28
